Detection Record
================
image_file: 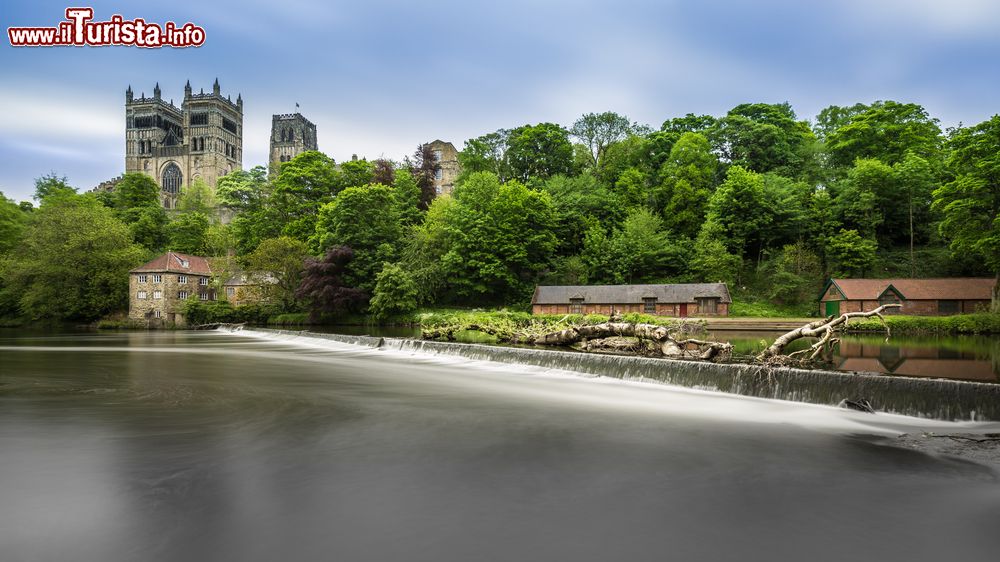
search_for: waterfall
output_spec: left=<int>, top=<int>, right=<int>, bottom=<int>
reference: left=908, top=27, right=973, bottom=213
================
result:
left=239, top=328, right=1000, bottom=422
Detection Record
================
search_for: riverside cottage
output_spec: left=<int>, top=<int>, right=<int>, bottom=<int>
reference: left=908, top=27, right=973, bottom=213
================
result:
left=129, top=251, right=216, bottom=326
left=531, top=283, right=731, bottom=317
left=819, top=278, right=995, bottom=317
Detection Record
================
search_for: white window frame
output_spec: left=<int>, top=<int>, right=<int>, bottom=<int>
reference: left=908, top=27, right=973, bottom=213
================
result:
left=199, top=277, right=209, bottom=286
left=178, top=275, right=187, bottom=284
left=178, top=290, right=189, bottom=299
left=137, top=290, right=148, bottom=299
left=153, top=290, right=163, bottom=300
left=138, top=274, right=148, bottom=283
left=154, top=309, right=161, bottom=318
left=152, top=274, right=162, bottom=283
left=226, top=287, right=236, bottom=297
left=200, top=293, right=209, bottom=301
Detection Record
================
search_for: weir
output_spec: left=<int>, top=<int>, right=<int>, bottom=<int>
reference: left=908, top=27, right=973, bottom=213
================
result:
left=244, top=328, right=1000, bottom=422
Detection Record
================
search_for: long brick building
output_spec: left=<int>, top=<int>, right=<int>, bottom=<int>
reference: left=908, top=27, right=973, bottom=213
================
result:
left=819, top=278, right=995, bottom=316
left=531, top=283, right=731, bottom=317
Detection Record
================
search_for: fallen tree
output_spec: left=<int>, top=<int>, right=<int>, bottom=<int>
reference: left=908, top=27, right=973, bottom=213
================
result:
left=757, top=304, right=901, bottom=363
left=422, top=314, right=732, bottom=361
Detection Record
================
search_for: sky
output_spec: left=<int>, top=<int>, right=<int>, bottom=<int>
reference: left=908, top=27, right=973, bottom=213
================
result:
left=2, top=0, right=999, bottom=202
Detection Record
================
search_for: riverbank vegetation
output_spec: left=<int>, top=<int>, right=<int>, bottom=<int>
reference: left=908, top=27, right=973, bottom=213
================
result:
left=1, top=103, right=999, bottom=329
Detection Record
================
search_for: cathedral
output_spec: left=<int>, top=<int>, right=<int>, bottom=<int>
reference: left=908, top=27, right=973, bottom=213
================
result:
left=122, top=80, right=320, bottom=209
left=124, top=79, right=244, bottom=209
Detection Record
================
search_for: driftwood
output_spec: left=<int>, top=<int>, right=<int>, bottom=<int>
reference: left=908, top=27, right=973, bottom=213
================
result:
left=757, top=304, right=901, bottom=363
left=422, top=318, right=732, bottom=361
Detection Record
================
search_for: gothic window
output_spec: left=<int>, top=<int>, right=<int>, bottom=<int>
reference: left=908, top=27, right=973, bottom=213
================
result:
left=162, top=163, right=182, bottom=194
left=190, top=113, right=208, bottom=126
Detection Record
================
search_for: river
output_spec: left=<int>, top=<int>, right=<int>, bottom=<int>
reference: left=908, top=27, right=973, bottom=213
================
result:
left=1, top=329, right=999, bottom=561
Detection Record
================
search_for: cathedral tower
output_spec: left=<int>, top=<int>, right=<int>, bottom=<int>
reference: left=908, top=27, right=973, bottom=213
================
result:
left=269, top=112, right=318, bottom=170
left=125, top=79, right=243, bottom=209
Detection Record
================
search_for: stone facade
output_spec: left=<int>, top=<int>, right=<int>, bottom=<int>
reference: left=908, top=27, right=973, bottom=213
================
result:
left=427, top=140, right=460, bottom=195
left=124, top=80, right=243, bottom=209
left=532, top=302, right=729, bottom=317
left=128, top=252, right=216, bottom=327
left=270, top=113, right=318, bottom=170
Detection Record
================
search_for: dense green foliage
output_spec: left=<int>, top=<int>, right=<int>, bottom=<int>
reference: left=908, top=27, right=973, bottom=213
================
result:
left=4, top=100, right=999, bottom=325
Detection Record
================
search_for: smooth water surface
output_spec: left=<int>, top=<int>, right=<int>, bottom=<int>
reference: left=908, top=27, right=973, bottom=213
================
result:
left=1, top=330, right=999, bottom=561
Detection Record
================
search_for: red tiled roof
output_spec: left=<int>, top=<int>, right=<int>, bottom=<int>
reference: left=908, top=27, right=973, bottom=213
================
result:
left=131, top=251, right=212, bottom=275
left=826, top=278, right=995, bottom=301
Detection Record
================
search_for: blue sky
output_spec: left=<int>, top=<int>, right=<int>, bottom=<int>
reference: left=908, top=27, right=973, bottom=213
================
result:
left=2, top=0, right=999, bottom=202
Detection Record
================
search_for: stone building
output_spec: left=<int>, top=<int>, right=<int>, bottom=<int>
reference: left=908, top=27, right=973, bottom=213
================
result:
left=819, top=278, right=995, bottom=316
left=270, top=113, right=318, bottom=170
left=125, top=79, right=243, bottom=209
left=531, top=283, right=731, bottom=317
left=222, top=271, right=278, bottom=306
left=129, top=252, right=216, bottom=326
left=426, top=140, right=460, bottom=195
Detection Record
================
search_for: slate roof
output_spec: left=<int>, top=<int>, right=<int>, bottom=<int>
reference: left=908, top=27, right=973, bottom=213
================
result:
left=824, top=278, right=995, bottom=301
left=532, top=283, right=731, bottom=305
left=130, top=252, right=212, bottom=275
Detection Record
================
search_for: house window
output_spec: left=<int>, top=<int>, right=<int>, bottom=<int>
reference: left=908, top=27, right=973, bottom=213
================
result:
left=643, top=298, right=657, bottom=314
left=153, top=274, right=162, bottom=283
left=938, top=300, right=960, bottom=315
left=199, top=277, right=209, bottom=286
left=226, top=287, right=236, bottom=297
left=137, top=291, right=148, bottom=299
left=200, top=293, right=209, bottom=301
left=154, top=309, right=161, bottom=318
left=180, top=259, right=189, bottom=268
left=570, top=298, right=584, bottom=314
left=434, top=168, right=443, bottom=180
left=178, top=275, right=187, bottom=283
left=178, top=290, right=189, bottom=299
left=153, top=290, right=162, bottom=299
left=138, top=274, right=148, bottom=283
left=697, top=297, right=718, bottom=314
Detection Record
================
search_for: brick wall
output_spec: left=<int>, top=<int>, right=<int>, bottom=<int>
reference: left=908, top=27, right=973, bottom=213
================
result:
left=531, top=302, right=728, bottom=317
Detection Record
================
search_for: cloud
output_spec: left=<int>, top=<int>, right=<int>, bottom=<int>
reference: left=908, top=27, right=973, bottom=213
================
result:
left=0, top=85, right=120, bottom=140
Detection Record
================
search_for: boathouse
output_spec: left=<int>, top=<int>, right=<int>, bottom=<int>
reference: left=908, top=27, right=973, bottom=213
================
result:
left=819, top=278, right=995, bottom=317
left=531, top=283, right=731, bottom=317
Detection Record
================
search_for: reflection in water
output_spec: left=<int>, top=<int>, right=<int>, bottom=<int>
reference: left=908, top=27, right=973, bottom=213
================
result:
left=710, top=330, right=1000, bottom=383
left=1, top=330, right=999, bottom=562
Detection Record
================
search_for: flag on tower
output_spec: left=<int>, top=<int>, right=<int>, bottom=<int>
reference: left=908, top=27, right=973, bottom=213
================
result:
left=295, top=102, right=300, bottom=109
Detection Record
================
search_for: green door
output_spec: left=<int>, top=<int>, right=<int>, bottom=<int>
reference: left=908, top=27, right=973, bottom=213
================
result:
left=825, top=301, right=839, bottom=316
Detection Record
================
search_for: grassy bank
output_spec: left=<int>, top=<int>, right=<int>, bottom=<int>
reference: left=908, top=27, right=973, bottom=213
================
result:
left=845, top=313, right=1000, bottom=335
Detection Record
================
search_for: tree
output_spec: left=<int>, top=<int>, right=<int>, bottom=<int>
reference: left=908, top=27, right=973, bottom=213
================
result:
left=338, top=158, right=375, bottom=189
left=825, top=228, right=877, bottom=277
left=216, top=166, right=270, bottom=211
left=410, top=144, right=440, bottom=210
left=458, top=130, right=511, bottom=182
left=312, top=184, right=402, bottom=291
left=812, top=103, right=869, bottom=141
left=506, top=123, right=574, bottom=181
left=295, top=246, right=367, bottom=321
left=242, top=236, right=310, bottom=311
left=177, top=178, right=218, bottom=215
left=657, top=132, right=718, bottom=238
left=369, top=263, right=419, bottom=319
left=689, top=220, right=742, bottom=286
left=541, top=173, right=624, bottom=255
left=166, top=212, right=210, bottom=255
left=762, top=242, right=823, bottom=305
left=0, top=193, right=28, bottom=256
left=933, top=115, right=1000, bottom=308
left=705, top=165, right=771, bottom=259
left=0, top=194, right=145, bottom=321
left=440, top=172, right=557, bottom=302
left=391, top=169, right=423, bottom=226
left=32, top=173, right=76, bottom=202
left=113, top=173, right=160, bottom=209
left=271, top=150, right=339, bottom=242
left=570, top=111, right=639, bottom=170
left=826, top=101, right=942, bottom=167
left=711, top=103, right=816, bottom=178
left=373, top=158, right=396, bottom=186
left=582, top=208, right=683, bottom=284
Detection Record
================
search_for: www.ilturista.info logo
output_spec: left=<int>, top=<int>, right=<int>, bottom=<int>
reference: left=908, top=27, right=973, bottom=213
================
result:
left=8, top=8, right=205, bottom=48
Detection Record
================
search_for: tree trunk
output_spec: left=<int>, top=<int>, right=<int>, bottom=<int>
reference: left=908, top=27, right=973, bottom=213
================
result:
left=757, top=304, right=901, bottom=362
